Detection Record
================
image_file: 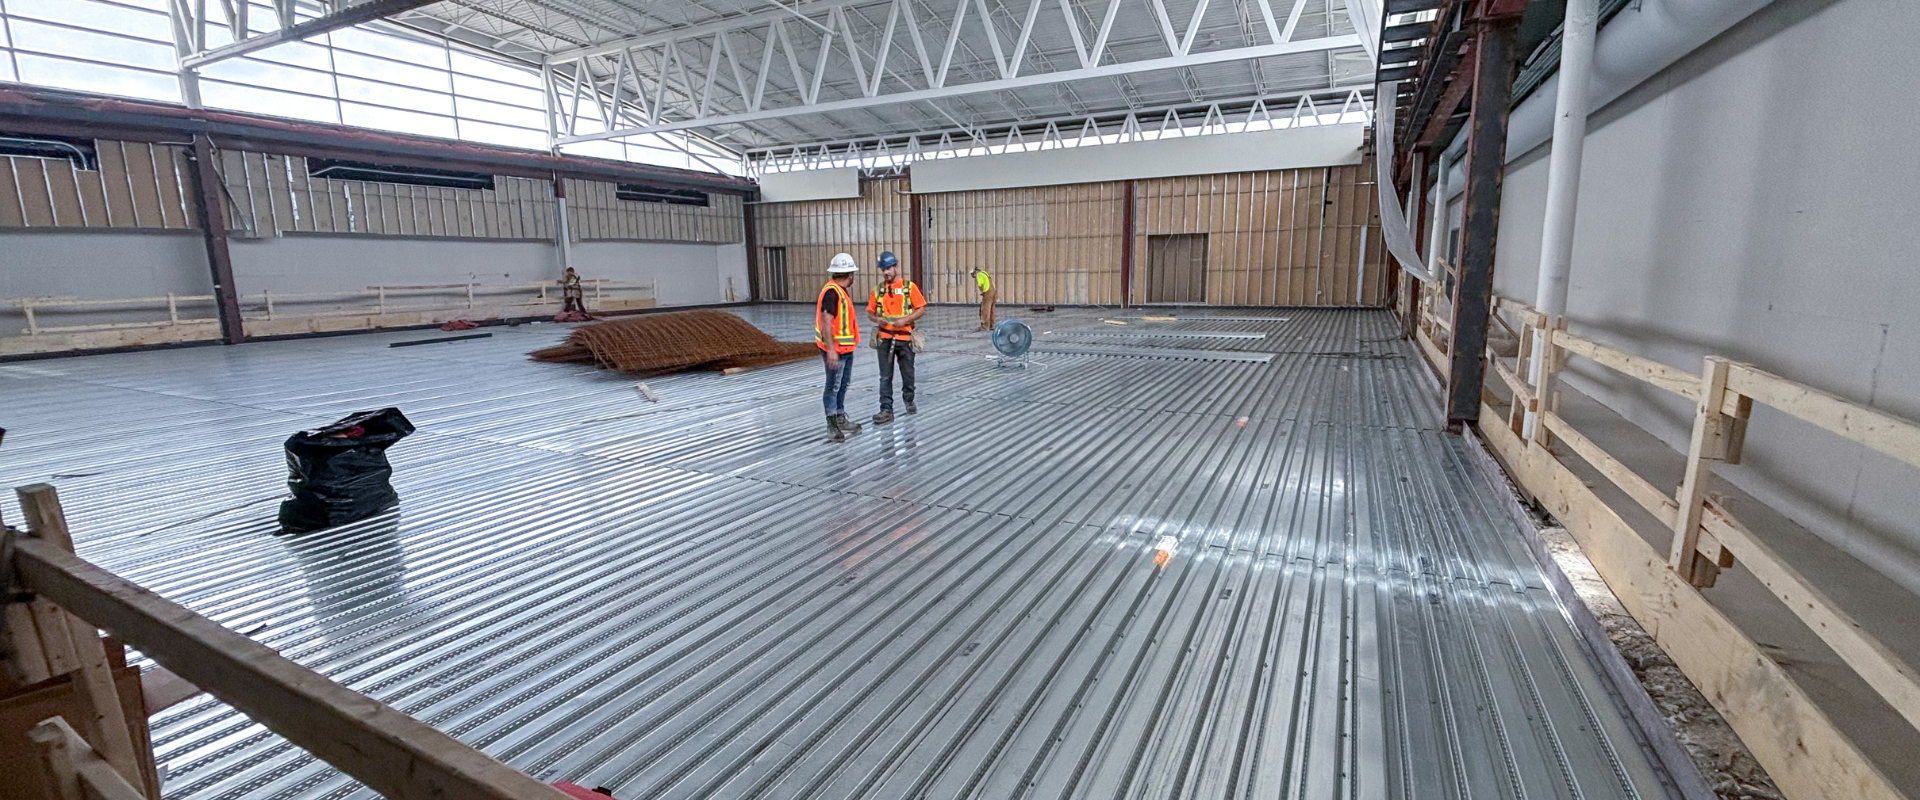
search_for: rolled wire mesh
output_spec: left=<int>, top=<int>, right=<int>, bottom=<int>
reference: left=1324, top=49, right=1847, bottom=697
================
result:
left=530, top=310, right=818, bottom=375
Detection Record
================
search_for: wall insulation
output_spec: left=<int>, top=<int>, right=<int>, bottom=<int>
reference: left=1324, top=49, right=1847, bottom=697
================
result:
left=0, top=142, right=198, bottom=229
left=564, top=180, right=744, bottom=243
left=751, top=176, right=912, bottom=302
left=751, top=166, right=1387, bottom=308
left=218, top=150, right=554, bottom=239
left=1136, top=167, right=1386, bottom=306
left=924, top=182, right=1124, bottom=305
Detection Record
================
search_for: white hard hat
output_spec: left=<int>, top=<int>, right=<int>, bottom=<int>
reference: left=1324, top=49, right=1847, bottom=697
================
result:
left=827, top=253, right=858, bottom=274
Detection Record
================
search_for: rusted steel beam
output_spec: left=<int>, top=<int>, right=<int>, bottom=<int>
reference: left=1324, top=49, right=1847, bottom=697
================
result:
left=743, top=195, right=763, bottom=302
left=1120, top=179, right=1137, bottom=308
left=1443, top=18, right=1521, bottom=428
left=184, top=134, right=245, bottom=345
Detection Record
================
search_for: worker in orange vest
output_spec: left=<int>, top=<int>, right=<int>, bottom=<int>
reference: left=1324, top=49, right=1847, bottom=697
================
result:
left=817, top=253, right=863, bottom=442
left=866, top=251, right=925, bottom=425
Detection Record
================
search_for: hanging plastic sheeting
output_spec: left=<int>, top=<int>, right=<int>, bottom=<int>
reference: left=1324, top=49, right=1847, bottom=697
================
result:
left=1372, top=81, right=1438, bottom=284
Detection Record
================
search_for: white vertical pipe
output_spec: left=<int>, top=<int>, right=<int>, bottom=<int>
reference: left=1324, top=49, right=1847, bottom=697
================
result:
left=1523, top=0, right=1599, bottom=438
left=1425, top=148, right=1451, bottom=273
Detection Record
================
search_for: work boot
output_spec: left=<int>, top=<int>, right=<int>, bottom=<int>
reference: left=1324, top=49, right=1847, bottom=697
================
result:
left=832, top=414, right=863, bottom=434
left=872, top=409, right=894, bottom=426
left=905, top=401, right=917, bottom=415
left=827, top=418, right=846, bottom=443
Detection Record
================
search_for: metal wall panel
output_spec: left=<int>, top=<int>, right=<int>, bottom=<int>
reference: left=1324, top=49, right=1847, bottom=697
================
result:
left=564, top=179, right=744, bottom=243
left=752, top=176, right=911, bottom=303
left=0, top=141, right=197, bottom=230
left=923, top=181, right=1124, bottom=306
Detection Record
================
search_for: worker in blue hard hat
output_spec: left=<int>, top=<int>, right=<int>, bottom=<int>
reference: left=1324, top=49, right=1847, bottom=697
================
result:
left=865, top=251, right=925, bottom=424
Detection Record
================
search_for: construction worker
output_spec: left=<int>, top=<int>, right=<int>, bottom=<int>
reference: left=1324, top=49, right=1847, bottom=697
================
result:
left=817, top=253, right=863, bottom=442
left=866, top=251, right=925, bottom=424
left=972, top=267, right=997, bottom=331
left=560, top=266, right=585, bottom=314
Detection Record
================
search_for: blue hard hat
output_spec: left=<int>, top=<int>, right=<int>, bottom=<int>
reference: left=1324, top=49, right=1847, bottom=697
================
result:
left=877, top=251, right=899, bottom=269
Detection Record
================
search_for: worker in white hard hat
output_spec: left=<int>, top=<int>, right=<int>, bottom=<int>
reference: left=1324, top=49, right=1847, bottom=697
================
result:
left=816, top=253, right=863, bottom=442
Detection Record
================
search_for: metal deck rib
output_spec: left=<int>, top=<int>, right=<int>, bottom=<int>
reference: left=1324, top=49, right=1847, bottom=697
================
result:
left=0, top=306, right=1679, bottom=800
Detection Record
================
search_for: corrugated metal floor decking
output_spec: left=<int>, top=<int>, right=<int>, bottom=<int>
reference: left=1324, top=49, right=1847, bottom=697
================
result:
left=0, top=306, right=1678, bottom=800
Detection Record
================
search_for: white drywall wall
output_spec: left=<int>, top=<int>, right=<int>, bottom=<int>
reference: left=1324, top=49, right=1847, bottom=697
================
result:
left=228, top=235, right=558, bottom=294
left=1492, top=0, right=1920, bottom=595
left=757, top=167, right=862, bottom=202
left=569, top=240, right=738, bottom=306
left=0, top=230, right=213, bottom=330
left=912, top=124, right=1365, bottom=194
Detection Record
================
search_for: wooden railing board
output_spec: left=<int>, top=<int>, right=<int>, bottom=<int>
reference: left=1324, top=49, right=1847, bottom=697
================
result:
left=1406, top=285, right=1920, bottom=800
left=10, top=537, right=575, bottom=800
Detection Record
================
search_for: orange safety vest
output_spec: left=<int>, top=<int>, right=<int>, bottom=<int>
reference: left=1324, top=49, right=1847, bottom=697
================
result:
left=867, top=279, right=923, bottom=340
left=815, top=281, right=858, bottom=353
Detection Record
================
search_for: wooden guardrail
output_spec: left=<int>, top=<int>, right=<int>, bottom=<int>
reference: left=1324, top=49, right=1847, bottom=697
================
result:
left=2, top=278, right=658, bottom=355
left=1434, top=294, right=1920, bottom=800
left=2, top=484, right=575, bottom=800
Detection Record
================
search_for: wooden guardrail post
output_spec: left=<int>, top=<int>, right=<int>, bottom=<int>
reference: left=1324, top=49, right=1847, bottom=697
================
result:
left=1505, top=311, right=1533, bottom=437
left=1, top=508, right=56, bottom=686
left=1531, top=315, right=1566, bottom=448
left=16, top=485, right=148, bottom=795
left=1669, top=357, right=1734, bottom=587
left=31, top=716, right=148, bottom=800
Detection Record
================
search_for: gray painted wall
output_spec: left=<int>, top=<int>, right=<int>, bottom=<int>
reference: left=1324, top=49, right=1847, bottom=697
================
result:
left=0, top=229, right=214, bottom=331
left=570, top=240, right=748, bottom=306
left=1491, top=0, right=1920, bottom=593
left=229, top=235, right=558, bottom=294
left=2, top=231, right=744, bottom=340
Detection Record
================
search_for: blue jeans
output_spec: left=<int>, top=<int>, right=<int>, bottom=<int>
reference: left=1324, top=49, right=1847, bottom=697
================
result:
left=822, top=350, right=855, bottom=416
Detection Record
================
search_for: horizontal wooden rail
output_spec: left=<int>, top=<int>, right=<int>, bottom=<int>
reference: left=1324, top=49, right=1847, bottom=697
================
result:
left=9, top=534, right=573, bottom=800
left=1540, top=411, right=1677, bottom=527
left=1701, top=500, right=1920, bottom=735
left=1550, top=331, right=1702, bottom=401
left=1727, top=363, right=1920, bottom=470
left=1452, top=294, right=1920, bottom=797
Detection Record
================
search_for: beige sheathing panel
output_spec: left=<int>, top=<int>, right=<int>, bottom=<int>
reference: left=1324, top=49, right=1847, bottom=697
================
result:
left=752, top=176, right=911, bottom=303
left=0, top=141, right=195, bottom=231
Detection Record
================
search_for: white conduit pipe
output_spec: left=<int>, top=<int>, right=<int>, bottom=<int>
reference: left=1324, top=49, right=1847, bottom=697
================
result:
left=1425, top=136, right=1461, bottom=274
left=1521, top=0, right=1597, bottom=439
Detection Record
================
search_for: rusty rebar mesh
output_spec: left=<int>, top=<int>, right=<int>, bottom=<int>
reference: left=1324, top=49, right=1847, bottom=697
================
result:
left=530, top=310, right=818, bottom=375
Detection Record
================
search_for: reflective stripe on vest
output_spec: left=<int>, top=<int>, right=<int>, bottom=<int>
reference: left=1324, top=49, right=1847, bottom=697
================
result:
left=815, top=282, right=857, bottom=352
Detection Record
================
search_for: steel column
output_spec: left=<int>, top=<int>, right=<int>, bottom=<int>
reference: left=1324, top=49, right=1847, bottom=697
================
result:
left=744, top=196, right=763, bottom=303
left=908, top=189, right=926, bottom=288
left=1443, top=18, right=1519, bottom=429
left=184, top=134, right=244, bottom=345
left=551, top=177, right=574, bottom=278
left=1120, top=179, right=1137, bottom=308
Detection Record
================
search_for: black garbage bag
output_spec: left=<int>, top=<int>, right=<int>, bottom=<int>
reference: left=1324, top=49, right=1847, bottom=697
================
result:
left=278, top=408, right=414, bottom=533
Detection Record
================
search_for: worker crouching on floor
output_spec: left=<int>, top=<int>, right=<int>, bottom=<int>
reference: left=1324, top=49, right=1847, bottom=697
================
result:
left=817, top=253, right=863, bottom=442
left=866, top=251, right=925, bottom=425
